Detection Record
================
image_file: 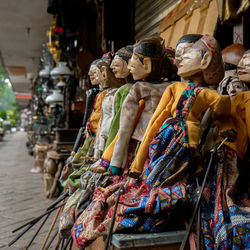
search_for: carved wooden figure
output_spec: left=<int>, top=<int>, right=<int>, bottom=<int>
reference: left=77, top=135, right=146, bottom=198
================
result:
left=105, top=37, right=178, bottom=176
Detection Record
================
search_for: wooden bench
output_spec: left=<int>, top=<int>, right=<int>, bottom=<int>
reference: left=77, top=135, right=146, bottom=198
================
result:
left=77, top=230, right=187, bottom=250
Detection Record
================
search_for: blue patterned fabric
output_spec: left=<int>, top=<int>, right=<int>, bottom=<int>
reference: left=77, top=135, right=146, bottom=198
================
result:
left=118, top=122, right=190, bottom=232
left=201, top=147, right=250, bottom=249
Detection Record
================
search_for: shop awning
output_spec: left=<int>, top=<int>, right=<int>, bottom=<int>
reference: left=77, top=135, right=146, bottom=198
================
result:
left=158, top=0, right=218, bottom=49
left=0, top=1, right=52, bottom=109
left=15, top=93, right=32, bottom=100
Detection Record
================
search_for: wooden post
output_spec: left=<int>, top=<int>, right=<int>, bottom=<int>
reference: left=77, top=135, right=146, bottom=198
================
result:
left=233, top=16, right=244, bottom=44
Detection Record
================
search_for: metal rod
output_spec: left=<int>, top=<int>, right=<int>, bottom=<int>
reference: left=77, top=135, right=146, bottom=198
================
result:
left=9, top=224, right=35, bottom=246
left=104, top=185, right=124, bottom=250
left=217, top=137, right=228, bottom=151
left=12, top=202, right=65, bottom=233
left=26, top=213, right=51, bottom=249
left=61, top=236, right=72, bottom=250
left=179, top=147, right=217, bottom=250
left=61, top=238, right=65, bottom=249
left=9, top=203, right=65, bottom=247
left=69, top=236, right=73, bottom=250
left=46, top=191, right=69, bottom=211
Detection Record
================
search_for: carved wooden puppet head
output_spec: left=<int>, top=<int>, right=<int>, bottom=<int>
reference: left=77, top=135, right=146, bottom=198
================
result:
left=226, top=79, right=248, bottom=99
left=128, top=36, right=178, bottom=82
left=88, top=59, right=101, bottom=85
left=238, top=50, right=250, bottom=84
left=175, top=34, right=203, bottom=67
left=110, top=45, right=133, bottom=79
left=176, top=34, right=224, bottom=86
left=96, top=59, right=125, bottom=89
left=218, top=43, right=245, bottom=95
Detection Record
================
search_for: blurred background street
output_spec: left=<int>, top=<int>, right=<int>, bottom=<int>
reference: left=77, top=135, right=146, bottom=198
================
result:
left=0, top=131, right=58, bottom=249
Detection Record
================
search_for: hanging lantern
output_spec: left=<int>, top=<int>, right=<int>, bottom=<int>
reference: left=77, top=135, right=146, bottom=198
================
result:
left=50, top=62, right=73, bottom=80
left=57, top=79, right=66, bottom=87
left=39, top=65, right=50, bottom=79
left=45, top=89, right=64, bottom=104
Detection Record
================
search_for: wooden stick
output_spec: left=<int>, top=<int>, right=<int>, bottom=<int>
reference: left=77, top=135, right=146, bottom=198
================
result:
left=44, top=229, right=59, bottom=250
left=196, top=178, right=201, bottom=250
left=54, top=235, right=62, bottom=250
left=40, top=205, right=63, bottom=250
left=49, top=161, right=64, bottom=199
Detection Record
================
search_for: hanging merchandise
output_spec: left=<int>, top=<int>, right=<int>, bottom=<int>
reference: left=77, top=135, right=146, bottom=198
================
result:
left=57, top=79, right=67, bottom=88
left=45, top=89, right=64, bottom=105
left=46, top=17, right=62, bottom=63
left=216, top=0, right=250, bottom=24
left=39, top=65, right=51, bottom=79
left=50, top=61, right=74, bottom=80
left=236, top=0, right=250, bottom=15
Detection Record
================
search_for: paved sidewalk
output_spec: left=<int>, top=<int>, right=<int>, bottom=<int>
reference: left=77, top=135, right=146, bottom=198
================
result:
left=0, top=131, right=60, bottom=249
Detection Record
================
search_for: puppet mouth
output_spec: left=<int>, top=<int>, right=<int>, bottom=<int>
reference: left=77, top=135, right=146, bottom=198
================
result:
left=238, top=71, right=247, bottom=75
left=113, top=71, right=117, bottom=75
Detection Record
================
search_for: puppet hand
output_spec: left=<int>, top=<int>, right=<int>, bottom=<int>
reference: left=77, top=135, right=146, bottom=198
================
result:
left=191, top=147, right=201, bottom=161
left=108, top=165, right=123, bottom=176
left=128, top=171, right=140, bottom=179
left=219, top=129, right=237, bottom=142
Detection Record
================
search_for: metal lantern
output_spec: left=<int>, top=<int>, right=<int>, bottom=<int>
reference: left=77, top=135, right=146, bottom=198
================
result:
left=50, top=62, right=73, bottom=80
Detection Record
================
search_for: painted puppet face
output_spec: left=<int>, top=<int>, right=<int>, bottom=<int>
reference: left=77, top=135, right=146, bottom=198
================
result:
left=176, top=45, right=203, bottom=79
left=95, top=66, right=107, bottom=89
left=128, top=53, right=150, bottom=81
left=175, top=42, right=193, bottom=67
left=226, top=78, right=248, bottom=99
left=238, top=51, right=250, bottom=83
left=110, top=55, right=130, bottom=78
left=88, top=65, right=99, bottom=85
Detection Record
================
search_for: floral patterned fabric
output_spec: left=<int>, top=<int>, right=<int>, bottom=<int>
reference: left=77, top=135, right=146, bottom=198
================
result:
left=175, top=82, right=205, bottom=144
left=71, top=82, right=204, bottom=248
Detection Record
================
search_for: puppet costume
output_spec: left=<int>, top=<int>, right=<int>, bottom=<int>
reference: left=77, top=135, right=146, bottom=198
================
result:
left=71, top=81, right=233, bottom=248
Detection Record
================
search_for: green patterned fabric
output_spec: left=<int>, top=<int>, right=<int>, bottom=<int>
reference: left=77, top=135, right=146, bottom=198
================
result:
left=72, top=132, right=95, bottom=166
left=62, top=163, right=91, bottom=189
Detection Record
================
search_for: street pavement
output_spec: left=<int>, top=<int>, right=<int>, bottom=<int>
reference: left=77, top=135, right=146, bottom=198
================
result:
left=0, top=131, right=60, bottom=249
